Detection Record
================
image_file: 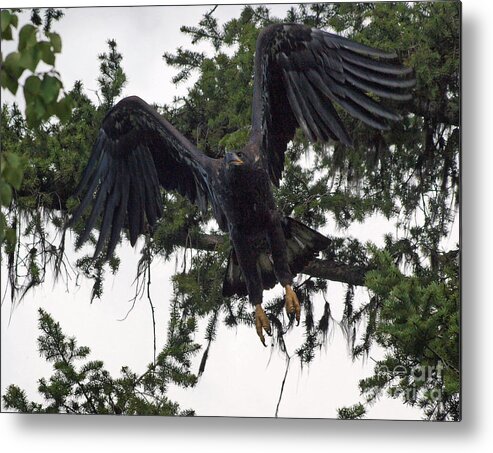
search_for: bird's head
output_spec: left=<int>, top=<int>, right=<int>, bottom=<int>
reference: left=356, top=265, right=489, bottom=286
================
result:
left=224, top=151, right=248, bottom=169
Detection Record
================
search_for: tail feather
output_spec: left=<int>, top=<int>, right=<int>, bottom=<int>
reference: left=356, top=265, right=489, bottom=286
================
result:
left=222, top=217, right=330, bottom=297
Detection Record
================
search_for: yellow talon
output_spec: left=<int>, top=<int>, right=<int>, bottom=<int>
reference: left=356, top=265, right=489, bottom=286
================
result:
left=284, top=285, right=301, bottom=324
left=255, top=304, right=271, bottom=347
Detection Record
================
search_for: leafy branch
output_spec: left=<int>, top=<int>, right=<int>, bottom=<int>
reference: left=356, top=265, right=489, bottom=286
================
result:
left=2, top=308, right=198, bottom=415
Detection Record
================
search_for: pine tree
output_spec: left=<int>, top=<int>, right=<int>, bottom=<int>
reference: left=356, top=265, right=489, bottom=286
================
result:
left=3, top=309, right=198, bottom=415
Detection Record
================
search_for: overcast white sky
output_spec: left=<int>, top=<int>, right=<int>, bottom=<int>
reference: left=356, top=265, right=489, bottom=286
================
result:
left=0, top=0, right=459, bottom=426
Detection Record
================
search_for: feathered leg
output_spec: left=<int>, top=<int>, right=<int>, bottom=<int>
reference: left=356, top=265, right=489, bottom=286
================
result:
left=230, top=229, right=271, bottom=346
left=267, top=212, right=301, bottom=323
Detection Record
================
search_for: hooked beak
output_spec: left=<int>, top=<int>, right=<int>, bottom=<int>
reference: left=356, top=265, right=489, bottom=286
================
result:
left=225, top=152, right=244, bottom=166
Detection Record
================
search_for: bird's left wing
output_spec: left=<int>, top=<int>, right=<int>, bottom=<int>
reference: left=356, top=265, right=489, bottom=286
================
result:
left=69, top=96, right=224, bottom=258
left=248, top=24, right=415, bottom=186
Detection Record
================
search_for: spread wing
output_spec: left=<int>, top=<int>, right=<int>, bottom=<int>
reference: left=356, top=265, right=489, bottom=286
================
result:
left=249, top=24, right=415, bottom=186
left=69, top=96, right=224, bottom=258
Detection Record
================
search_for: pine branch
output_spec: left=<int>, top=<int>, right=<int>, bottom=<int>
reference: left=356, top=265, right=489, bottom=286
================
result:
left=410, top=99, right=459, bottom=126
left=169, top=230, right=370, bottom=287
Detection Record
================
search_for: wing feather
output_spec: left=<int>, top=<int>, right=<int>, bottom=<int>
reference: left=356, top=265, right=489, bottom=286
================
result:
left=249, top=24, right=415, bottom=186
left=298, top=72, right=350, bottom=143
left=69, top=96, right=222, bottom=258
left=345, top=73, right=413, bottom=101
left=326, top=34, right=399, bottom=59
left=341, top=59, right=416, bottom=88
left=284, top=69, right=319, bottom=142
left=107, top=164, right=130, bottom=257
left=338, top=48, right=413, bottom=75
left=127, top=152, right=146, bottom=245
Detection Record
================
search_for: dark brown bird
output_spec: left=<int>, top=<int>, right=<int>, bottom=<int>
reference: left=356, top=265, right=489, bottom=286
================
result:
left=70, top=24, right=414, bottom=345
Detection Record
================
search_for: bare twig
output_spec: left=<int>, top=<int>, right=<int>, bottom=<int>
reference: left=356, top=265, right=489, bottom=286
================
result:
left=275, top=337, right=292, bottom=418
left=147, top=262, right=157, bottom=366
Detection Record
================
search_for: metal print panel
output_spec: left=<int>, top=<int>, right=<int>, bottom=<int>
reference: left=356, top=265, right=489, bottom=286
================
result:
left=1, top=1, right=460, bottom=420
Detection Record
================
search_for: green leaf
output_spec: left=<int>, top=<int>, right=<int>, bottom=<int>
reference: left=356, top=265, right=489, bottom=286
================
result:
left=3, top=165, right=23, bottom=190
left=0, top=180, right=13, bottom=206
left=3, top=153, right=24, bottom=190
left=24, top=75, right=42, bottom=97
left=5, top=152, right=21, bottom=169
left=5, top=227, right=17, bottom=247
left=18, top=24, right=37, bottom=51
left=18, top=46, right=41, bottom=72
left=47, top=32, right=62, bottom=53
left=39, top=41, right=55, bottom=66
left=10, top=13, right=18, bottom=28
left=1, top=10, right=11, bottom=34
left=40, top=75, right=61, bottom=104
left=25, top=97, right=46, bottom=129
left=53, top=95, right=73, bottom=123
left=2, top=24, right=12, bottom=40
left=0, top=69, right=18, bottom=95
left=0, top=213, right=6, bottom=244
left=3, top=51, right=24, bottom=80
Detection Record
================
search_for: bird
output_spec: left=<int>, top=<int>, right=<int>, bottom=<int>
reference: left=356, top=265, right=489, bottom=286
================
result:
left=69, top=23, right=415, bottom=346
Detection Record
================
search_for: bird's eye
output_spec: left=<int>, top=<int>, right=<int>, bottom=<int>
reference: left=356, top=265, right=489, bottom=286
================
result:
left=237, top=152, right=244, bottom=158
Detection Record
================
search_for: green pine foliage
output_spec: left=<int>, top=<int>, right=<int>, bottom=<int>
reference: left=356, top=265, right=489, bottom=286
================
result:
left=1, top=3, right=460, bottom=419
left=340, top=247, right=459, bottom=420
left=337, top=403, right=366, bottom=420
left=2, top=309, right=198, bottom=414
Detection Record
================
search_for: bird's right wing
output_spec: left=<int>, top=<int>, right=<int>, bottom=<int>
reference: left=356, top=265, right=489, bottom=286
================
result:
left=69, top=96, right=225, bottom=258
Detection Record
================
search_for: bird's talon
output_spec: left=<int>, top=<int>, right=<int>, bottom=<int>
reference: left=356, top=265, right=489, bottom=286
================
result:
left=255, top=304, right=271, bottom=346
left=285, top=285, right=301, bottom=324
left=259, top=334, right=266, bottom=347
